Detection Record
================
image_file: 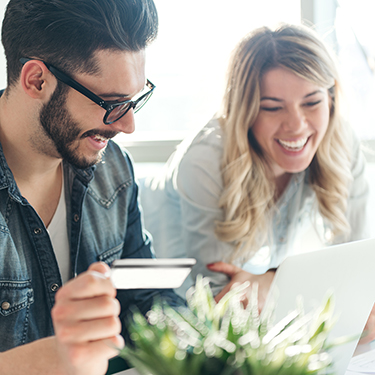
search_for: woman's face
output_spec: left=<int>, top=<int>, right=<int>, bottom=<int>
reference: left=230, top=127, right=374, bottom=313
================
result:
left=251, top=67, right=331, bottom=178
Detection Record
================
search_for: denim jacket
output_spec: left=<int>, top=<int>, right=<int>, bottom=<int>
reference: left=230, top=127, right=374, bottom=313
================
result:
left=0, top=139, right=180, bottom=352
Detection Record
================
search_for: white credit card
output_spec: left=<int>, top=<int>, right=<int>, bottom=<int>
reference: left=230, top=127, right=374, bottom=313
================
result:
left=110, top=258, right=196, bottom=289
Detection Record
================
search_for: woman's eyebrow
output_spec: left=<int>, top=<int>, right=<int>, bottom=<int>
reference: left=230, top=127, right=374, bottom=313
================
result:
left=260, top=96, right=282, bottom=102
left=304, top=89, right=324, bottom=98
left=260, top=89, right=324, bottom=102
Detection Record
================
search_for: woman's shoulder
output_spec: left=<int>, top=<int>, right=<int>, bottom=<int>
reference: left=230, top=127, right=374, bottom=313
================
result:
left=179, top=118, right=223, bottom=153
left=162, top=118, right=224, bottom=182
left=192, top=118, right=223, bottom=144
left=171, top=118, right=224, bottom=163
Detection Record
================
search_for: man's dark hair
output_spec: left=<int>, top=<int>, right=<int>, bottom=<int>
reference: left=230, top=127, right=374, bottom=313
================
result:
left=1, top=0, right=158, bottom=87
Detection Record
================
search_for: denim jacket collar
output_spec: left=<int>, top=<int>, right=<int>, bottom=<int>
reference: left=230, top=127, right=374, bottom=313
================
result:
left=0, top=137, right=97, bottom=198
left=68, top=162, right=96, bottom=185
left=0, top=141, right=26, bottom=204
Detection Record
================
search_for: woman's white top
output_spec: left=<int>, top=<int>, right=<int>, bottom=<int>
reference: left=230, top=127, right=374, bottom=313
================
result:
left=139, top=118, right=370, bottom=297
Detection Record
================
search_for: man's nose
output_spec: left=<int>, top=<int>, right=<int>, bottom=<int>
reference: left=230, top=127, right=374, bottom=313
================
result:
left=109, top=109, right=135, bottom=135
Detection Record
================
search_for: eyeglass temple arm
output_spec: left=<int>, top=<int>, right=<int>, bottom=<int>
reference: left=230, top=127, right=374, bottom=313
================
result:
left=20, top=58, right=155, bottom=109
left=20, top=57, right=107, bottom=108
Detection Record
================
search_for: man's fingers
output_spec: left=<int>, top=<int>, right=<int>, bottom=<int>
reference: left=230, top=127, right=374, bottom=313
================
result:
left=54, top=315, right=122, bottom=344
left=56, top=263, right=115, bottom=301
left=52, top=262, right=121, bottom=348
left=62, top=335, right=124, bottom=369
left=52, top=294, right=121, bottom=322
left=88, top=261, right=111, bottom=276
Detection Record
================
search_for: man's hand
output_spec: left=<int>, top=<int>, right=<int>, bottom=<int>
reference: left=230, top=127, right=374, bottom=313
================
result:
left=207, top=261, right=275, bottom=311
left=52, top=262, right=124, bottom=375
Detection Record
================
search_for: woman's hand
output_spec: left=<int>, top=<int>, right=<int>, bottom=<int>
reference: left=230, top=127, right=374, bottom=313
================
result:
left=207, top=261, right=275, bottom=311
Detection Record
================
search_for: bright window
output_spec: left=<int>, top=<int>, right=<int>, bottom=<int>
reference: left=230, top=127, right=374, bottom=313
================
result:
left=123, top=0, right=301, bottom=143
left=335, top=0, right=375, bottom=140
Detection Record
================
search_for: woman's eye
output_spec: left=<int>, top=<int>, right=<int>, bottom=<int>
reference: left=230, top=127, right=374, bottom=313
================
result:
left=260, top=106, right=282, bottom=112
left=304, top=100, right=321, bottom=107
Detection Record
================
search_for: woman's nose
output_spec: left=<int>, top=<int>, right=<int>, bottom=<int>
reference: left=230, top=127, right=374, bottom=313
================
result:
left=282, top=107, right=307, bottom=132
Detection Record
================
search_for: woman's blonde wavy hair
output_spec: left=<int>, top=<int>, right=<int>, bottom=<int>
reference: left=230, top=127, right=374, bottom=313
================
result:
left=216, top=24, right=353, bottom=263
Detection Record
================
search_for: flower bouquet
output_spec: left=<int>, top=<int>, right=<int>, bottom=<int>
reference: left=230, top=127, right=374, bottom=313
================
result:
left=120, top=276, right=341, bottom=375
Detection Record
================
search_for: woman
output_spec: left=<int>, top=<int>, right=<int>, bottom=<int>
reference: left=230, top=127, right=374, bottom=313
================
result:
left=140, top=24, right=369, bottom=305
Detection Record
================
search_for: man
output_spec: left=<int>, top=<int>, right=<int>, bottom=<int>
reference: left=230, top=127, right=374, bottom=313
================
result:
left=0, top=0, right=181, bottom=374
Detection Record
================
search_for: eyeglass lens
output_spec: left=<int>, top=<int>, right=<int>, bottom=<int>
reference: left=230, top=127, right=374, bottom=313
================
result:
left=106, top=103, right=132, bottom=124
left=105, top=91, right=153, bottom=124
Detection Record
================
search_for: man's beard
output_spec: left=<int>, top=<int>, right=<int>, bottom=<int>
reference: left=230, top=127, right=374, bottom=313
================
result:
left=39, top=83, right=117, bottom=169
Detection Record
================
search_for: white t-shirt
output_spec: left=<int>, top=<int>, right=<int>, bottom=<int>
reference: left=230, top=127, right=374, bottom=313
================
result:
left=47, top=169, right=70, bottom=284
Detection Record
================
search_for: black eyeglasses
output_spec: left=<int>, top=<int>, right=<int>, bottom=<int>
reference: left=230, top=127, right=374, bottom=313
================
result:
left=20, top=57, right=155, bottom=125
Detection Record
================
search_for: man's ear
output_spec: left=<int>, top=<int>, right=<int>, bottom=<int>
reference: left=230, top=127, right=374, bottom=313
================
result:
left=20, top=60, right=56, bottom=99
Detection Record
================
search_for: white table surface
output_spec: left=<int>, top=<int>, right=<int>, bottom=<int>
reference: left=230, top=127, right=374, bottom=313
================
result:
left=114, top=341, right=375, bottom=375
left=116, top=369, right=138, bottom=375
left=116, top=341, right=375, bottom=375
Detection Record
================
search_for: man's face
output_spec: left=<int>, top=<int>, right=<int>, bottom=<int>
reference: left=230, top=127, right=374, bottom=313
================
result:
left=37, top=49, right=146, bottom=169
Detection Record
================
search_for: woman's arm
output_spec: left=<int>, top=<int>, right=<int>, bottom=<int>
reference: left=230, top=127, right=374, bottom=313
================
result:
left=176, top=142, right=234, bottom=294
left=176, top=140, right=275, bottom=303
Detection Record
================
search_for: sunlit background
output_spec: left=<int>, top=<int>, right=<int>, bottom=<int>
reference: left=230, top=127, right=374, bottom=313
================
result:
left=0, top=0, right=374, bottom=142
left=336, top=0, right=375, bottom=140
left=134, top=0, right=300, bottom=140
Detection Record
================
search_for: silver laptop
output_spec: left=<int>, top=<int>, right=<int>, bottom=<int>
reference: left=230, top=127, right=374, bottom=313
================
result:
left=263, top=238, right=375, bottom=374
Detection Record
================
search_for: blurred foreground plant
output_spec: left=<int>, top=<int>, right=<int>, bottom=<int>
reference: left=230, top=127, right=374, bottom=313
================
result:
left=120, top=276, right=340, bottom=375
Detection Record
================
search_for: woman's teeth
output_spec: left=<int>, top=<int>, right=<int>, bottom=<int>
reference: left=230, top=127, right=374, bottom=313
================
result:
left=278, top=137, right=308, bottom=151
